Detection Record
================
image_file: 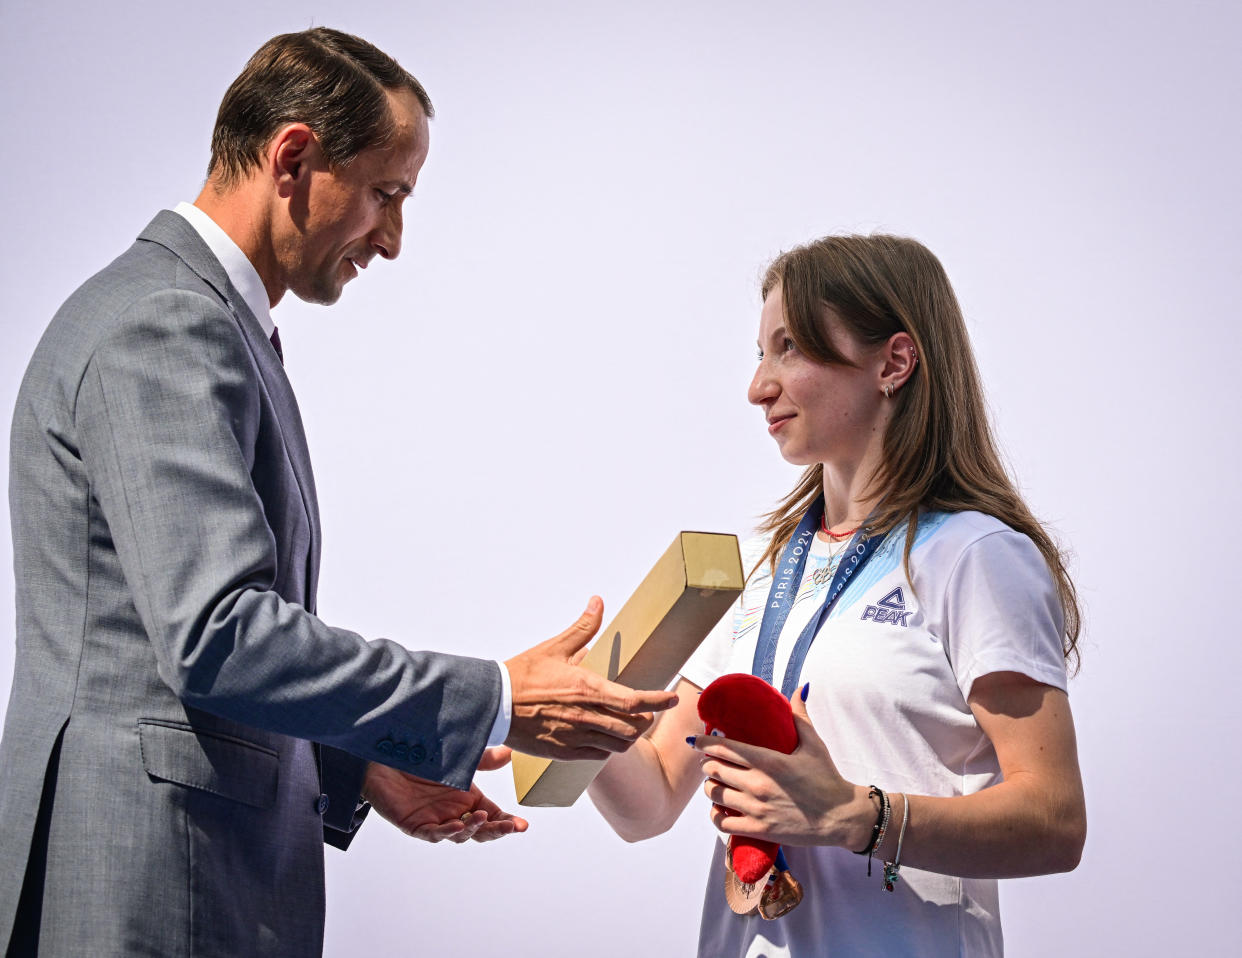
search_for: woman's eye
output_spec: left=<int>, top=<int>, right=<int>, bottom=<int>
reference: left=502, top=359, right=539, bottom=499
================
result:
left=375, top=189, right=393, bottom=204
left=782, top=337, right=796, bottom=353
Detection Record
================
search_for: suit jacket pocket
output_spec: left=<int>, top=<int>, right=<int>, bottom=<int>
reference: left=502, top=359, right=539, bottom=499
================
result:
left=138, top=718, right=279, bottom=809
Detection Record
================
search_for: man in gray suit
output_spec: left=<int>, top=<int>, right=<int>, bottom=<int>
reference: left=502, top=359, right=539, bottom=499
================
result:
left=0, top=28, right=675, bottom=957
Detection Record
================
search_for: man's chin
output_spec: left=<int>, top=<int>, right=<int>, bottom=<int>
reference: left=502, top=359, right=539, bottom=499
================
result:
left=291, top=282, right=344, bottom=307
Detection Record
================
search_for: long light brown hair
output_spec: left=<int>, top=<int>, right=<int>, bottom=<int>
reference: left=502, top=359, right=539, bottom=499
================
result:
left=756, top=234, right=1081, bottom=669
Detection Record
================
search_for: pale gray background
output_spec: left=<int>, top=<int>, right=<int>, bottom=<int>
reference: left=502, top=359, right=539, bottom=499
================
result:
left=2, top=0, right=1238, bottom=954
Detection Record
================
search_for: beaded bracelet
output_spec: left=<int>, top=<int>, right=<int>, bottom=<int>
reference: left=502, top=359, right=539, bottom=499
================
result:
left=882, top=794, right=910, bottom=892
left=854, top=790, right=884, bottom=859
left=853, top=786, right=885, bottom=857
left=857, top=786, right=891, bottom=877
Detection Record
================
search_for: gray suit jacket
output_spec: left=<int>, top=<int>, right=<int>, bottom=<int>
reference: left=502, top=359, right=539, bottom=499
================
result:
left=0, top=211, right=502, bottom=956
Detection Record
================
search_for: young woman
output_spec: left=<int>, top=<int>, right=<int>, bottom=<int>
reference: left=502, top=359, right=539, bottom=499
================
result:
left=588, top=234, right=1085, bottom=957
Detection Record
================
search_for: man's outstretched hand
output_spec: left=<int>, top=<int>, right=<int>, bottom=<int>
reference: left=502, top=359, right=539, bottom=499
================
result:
left=504, top=597, right=679, bottom=761
left=362, top=759, right=529, bottom=844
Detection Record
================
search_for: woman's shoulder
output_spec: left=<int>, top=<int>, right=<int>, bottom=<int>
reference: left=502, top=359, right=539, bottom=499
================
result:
left=917, top=510, right=1024, bottom=545
left=910, top=510, right=1049, bottom=581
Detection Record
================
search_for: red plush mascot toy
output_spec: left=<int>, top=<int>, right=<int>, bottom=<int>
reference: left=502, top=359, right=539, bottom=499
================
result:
left=698, top=673, right=804, bottom=918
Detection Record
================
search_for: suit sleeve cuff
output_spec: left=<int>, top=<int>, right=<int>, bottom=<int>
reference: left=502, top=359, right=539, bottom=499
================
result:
left=486, top=660, right=512, bottom=747
left=318, top=744, right=370, bottom=845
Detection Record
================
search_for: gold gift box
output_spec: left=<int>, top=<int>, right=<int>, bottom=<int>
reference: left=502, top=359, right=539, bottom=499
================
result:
left=513, top=531, right=744, bottom=807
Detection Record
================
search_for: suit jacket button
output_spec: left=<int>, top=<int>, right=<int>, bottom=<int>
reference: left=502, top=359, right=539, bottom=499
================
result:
left=315, top=793, right=330, bottom=815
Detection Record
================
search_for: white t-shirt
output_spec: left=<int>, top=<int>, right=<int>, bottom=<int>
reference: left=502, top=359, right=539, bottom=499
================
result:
left=680, top=510, right=1069, bottom=958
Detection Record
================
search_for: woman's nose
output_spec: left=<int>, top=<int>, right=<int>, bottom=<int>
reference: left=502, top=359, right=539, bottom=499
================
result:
left=748, top=363, right=777, bottom=406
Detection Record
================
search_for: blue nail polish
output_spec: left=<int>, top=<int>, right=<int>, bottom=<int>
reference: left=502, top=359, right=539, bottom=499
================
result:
left=801, top=682, right=810, bottom=702
left=685, top=736, right=696, bottom=747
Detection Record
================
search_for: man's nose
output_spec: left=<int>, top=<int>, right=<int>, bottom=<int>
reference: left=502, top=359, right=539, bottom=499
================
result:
left=372, top=210, right=403, bottom=261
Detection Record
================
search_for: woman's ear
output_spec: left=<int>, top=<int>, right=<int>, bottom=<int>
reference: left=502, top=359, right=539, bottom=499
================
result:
left=878, top=331, right=918, bottom=397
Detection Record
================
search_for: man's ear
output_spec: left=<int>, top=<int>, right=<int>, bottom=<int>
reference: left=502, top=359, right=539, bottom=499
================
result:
left=878, top=331, right=919, bottom=396
left=268, top=123, right=317, bottom=198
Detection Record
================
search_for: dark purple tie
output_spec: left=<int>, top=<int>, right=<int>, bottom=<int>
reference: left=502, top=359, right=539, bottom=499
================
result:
left=270, top=326, right=284, bottom=364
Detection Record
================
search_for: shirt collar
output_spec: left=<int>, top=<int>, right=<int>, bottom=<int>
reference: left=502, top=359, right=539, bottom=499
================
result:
left=172, top=201, right=275, bottom=337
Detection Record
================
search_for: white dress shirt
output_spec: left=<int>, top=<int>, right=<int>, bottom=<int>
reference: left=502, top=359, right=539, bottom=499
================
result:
left=173, top=201, right=274, bottom=336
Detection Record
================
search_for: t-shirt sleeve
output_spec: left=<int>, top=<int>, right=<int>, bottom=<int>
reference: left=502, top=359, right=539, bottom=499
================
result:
left=943, top=528, right=1069, bottom=700
left=679, top=593, right=740, bottom=691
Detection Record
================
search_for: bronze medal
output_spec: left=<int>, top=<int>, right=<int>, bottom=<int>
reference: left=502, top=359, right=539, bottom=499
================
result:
left=758, top=868, right=804, bottom=920
left=725, top=859, right=770, bottom=919
left=723, top=846, right=770, bottom=916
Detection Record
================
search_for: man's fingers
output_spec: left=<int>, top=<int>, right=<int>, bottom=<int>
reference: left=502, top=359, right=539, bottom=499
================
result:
left=528, top=703, right=659, bottom=747
left=529, top=718, right=644, bottom=758
left=545, top=596, right=604, bottom=659
left=581, top=672, right=679, bottom=715
left=477, top=746, right=512, bottom=772
left=469, top=822, right=513, bottom=843
left=585, top=705, right=656, bottom=742
left=409, top=821, right=465, bottom=843
left=406, top=804, right=529, bottom=844
left=471, top=819, right=526, bottom=843
left=468, top=788, right=529, bottom=832
left=445, top=810, right=489, bottom=844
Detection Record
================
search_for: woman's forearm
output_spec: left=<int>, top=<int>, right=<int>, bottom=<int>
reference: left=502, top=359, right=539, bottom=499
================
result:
left=864, top=676, right=1086, bottom=878
left=589, top=738, right=682, bottom=841
left=871, top=775, right=1085, bottom=879
left=588, top=678, right=705, bottom=842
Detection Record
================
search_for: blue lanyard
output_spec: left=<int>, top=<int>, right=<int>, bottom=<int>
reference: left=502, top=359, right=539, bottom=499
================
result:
left=751, top=497, right=884, bottom=698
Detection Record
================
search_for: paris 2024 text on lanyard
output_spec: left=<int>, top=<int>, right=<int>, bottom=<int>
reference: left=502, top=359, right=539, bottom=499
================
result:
left=750, top=497, right=885, bottom=697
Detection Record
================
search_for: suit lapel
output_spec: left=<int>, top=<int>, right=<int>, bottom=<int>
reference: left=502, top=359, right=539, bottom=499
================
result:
left=136, top=212, right=322, bottom=609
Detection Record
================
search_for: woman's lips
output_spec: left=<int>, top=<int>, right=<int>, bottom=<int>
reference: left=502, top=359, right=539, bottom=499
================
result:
left=767, top=414, right=794, bottom=435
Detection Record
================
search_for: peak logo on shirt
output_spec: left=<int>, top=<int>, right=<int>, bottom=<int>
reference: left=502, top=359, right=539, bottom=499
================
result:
left=860, top=588, right=913, bottom=628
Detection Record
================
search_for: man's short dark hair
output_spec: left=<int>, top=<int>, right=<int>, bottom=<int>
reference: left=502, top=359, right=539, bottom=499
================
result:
left=208, top=27, right=434, bottom=186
